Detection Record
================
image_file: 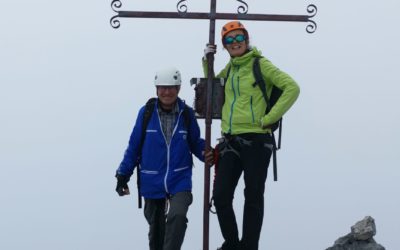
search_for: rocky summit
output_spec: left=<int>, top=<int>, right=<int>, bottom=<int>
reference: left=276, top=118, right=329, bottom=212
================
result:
left=326, top=216, right=385, bottom=250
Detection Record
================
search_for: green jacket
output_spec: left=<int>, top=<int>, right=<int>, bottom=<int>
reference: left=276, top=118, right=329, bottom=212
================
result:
left=203, top=47, right=300, bottom=135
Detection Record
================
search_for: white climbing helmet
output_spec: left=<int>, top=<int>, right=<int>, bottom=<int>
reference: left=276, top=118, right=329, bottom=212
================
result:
left=154, top=67, right=182, bottom=86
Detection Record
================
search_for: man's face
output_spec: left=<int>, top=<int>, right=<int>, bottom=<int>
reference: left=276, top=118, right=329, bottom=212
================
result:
left=156, top=85, right=180, bottom=108
left=223, top=29, right=248, bottom=58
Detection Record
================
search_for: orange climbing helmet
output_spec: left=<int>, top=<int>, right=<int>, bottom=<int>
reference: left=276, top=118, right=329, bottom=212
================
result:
left=221, top=21, right=249, bottom=40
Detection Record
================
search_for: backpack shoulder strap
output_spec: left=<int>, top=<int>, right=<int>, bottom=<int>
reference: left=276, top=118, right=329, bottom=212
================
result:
left=252, top=57, right=271, bottom=112
left=226, top=65, right=231, bottom=79
left=181, top=103, right=194, bottom=152
left=140, top=98, right=157, bottom=153
left=182, top=104, right=191, bottom=131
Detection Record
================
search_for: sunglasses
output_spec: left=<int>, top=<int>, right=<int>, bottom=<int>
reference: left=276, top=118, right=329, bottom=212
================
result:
left=223, top=34, right=246, bottom=45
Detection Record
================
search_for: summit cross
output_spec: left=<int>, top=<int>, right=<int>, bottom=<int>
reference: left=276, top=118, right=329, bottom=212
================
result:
left=110, top=1, right=317, bottom=249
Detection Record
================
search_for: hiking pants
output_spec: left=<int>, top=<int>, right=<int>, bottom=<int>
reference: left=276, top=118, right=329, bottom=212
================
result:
left=144, top=192, right=193, bottom=250
left=213, top=133, right=273, bottom=250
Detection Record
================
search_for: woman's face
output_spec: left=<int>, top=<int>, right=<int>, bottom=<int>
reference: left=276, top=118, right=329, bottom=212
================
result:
left=223, top=29, right=248, bottom=57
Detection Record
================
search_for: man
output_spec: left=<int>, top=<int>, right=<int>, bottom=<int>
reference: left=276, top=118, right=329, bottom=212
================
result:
left=115, top=66, right=213, bottom=250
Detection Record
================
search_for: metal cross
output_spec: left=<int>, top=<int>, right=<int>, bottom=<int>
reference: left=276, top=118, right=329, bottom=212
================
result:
left=110, top=1, right=317, bottom=249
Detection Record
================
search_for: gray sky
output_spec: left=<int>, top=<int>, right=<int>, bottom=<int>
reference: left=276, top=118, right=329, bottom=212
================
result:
left=1, top=0, right=399, bottom=249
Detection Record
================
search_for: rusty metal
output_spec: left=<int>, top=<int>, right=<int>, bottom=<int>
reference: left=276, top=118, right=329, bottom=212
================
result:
left=306, top=4, right=317, bottom=33
left=110, top=0, right=122, bottom=29
left=110, top=1, right=317, bottom=249
left=117, top=11, right=311, bottom=21
left=236, top=0, right=249, bottom=14
left=177, top=0, right=188, bottom=13
left=111, top=2, right=318, bottom=33
left=203, top=3, right=216, bottom=247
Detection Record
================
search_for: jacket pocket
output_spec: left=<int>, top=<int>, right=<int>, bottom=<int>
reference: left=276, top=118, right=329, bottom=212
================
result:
left=250, top=96, right=255, bottom=123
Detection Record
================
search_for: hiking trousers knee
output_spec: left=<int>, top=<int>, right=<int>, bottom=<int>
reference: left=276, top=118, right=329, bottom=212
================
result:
left=213, top=133, right=273, bottom=250
left=144, top=192, right=193, bottom=250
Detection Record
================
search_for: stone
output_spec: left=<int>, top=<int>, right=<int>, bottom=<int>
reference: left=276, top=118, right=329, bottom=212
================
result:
left=351, top=216, right=376, bottom=240
left=325, top=216, right=385, bottom=250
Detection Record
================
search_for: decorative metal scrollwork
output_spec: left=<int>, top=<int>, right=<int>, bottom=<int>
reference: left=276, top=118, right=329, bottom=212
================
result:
left=306, top=4, right=317, bottom=33
left=177, top=0, right=188, bottom=13
left=236, top=0, right=248, bottom=14
left=110, top=0, right=122, bottom=29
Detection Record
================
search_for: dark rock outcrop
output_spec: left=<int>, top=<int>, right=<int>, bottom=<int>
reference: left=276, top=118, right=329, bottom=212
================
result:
left=326, top=216, right=385, bottom=250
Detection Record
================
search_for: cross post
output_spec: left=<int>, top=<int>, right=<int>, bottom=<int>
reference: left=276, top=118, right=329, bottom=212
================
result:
left=110, top=1, right=317, bottom=249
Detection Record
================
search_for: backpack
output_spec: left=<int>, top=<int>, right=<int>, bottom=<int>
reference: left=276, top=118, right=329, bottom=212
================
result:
left=135, top=97, right=192, bottom=208
left=226, top=57, right=283, bottom=181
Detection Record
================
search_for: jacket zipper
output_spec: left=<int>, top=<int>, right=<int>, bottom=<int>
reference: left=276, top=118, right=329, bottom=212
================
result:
left=228, top=66, right=239, bottom=133
left=250, top=96, right=255, bottom=123
left=157, top=107, right=184, bottom=194
left=237, top=76, right=240, bottom=96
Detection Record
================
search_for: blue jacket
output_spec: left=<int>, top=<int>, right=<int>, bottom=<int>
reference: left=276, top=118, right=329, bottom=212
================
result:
left=117, top=98, right=205, bottom=199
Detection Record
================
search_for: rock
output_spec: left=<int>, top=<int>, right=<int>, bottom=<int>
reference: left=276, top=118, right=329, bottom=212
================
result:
left=333, top=233, right=354, bottom=246
left=351, top=216, right=376, bottom=240
left=326, top=216, right=385, bottom=250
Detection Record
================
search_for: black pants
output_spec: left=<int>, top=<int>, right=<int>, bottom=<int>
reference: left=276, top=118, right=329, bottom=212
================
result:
left=213, top=133, right=273, bottom=250
left=144, top=192, right=193, bottom=250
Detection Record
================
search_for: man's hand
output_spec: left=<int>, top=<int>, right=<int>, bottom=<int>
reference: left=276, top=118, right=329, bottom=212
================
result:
left=203, top=148, right=215, bottom=166
left=115, top=174, right=130, bottom=196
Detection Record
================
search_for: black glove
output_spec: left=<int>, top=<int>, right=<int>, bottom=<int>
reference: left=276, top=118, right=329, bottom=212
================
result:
left=115, top=174, right=130, bottom=196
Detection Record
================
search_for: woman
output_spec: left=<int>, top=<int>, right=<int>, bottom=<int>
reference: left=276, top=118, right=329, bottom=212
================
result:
left=202, top=21, right=300, bottom=250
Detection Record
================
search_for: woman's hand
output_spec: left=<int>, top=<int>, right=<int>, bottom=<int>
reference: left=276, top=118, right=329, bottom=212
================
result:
left=203, top=43, right=217, bottom=60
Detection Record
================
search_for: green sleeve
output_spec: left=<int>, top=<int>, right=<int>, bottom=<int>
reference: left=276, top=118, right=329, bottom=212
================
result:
left=202, top=58, right=230, bottom=78
left=259, top=58, right=300, bottom=126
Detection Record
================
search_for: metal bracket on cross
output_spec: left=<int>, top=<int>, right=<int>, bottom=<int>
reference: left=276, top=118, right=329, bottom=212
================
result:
left=109, top=1, right=317, bottom=250
left=111, top=0, right=317, bottom=33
